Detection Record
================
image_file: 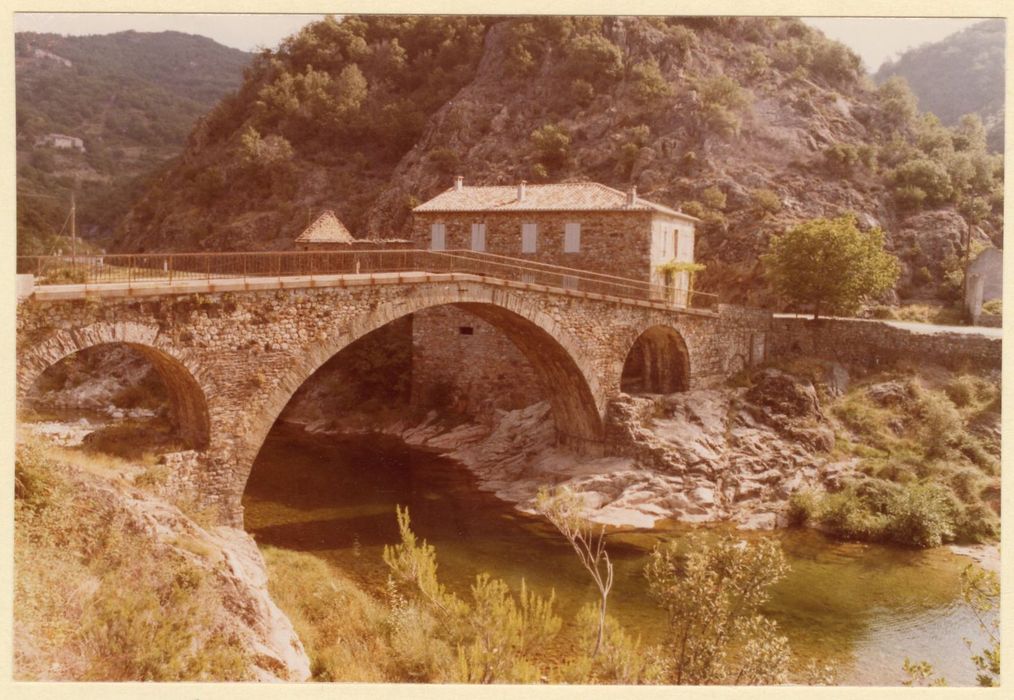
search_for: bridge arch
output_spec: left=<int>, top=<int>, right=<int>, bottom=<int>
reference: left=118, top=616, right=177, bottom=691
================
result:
left=238, top=286, right=607, bottom=484
left=620, top=324, right=691, bottom=395
left=17, top=322, right=211, bottom=449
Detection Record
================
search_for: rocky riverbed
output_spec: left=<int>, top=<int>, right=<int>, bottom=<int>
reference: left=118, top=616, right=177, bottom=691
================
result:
left=296, top=368, right=856, bottom=530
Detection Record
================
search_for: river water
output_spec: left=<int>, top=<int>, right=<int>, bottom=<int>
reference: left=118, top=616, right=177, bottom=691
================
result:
left=243, top=424, right=993, bottom=686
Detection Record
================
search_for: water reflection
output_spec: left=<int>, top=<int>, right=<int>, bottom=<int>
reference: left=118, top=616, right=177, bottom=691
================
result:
left=243, top=424, right=989, bottom=685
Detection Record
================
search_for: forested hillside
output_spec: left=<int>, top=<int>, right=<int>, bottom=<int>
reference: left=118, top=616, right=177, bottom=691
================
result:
left=875, top=19, right=1004, bottom=152
left=15, top=31, right=251, bottom=254
left=109, top=16, right=1003, bottom=306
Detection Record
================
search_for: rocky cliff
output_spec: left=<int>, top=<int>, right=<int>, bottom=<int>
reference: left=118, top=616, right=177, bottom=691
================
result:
left=112, top=16, right=1003, bottom=306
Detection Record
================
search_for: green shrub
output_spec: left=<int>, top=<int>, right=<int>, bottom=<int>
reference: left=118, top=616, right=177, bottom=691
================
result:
left=681, top=200, right=705, bottom=218
left=891, top=158, right=954, bottom=208
left=14, top=441, right=59, bottom=510
left=751, top=188, right=782, bottom=216
left=570, top=78, right=595, bottom=106
left=745, top=47, right=771, bottom=77
left=823, top=143, right=859, bottom=173
left=696, top=75, right=751, bottom=138
left=564, top=34, right=624, bottom=85
left=811, top=42, right=861, bottom=84
left=700, top=186, right=726, bottom=210
left=916, top=389, right=963, bottom=458
left=530, top=123, right=571, bottom=171
left=952, top=502, right=999, bottom=543
left=883, top=483, right=955, bottom=548
left=818, top=485, right=888, bottom=541
left=787, top=489, right=819, bottom=525
left=980, top=299, right=1001, bottom=316
left=630, top=59, right=673, bottom=104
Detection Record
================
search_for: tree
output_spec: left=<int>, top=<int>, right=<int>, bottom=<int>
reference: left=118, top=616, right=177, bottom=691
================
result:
left=762, top=215, right=900, bottom=319
left=535, top=487, right=613, bottom=657
left=644, top=534, right=792, bottom=685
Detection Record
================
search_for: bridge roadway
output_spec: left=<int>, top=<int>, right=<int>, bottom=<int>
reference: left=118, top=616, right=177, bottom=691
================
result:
left=16, top=263, right=770, bottom=526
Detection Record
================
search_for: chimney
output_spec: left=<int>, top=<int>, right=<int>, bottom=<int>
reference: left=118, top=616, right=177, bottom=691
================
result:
left=627, top=186, right=637, bottom=206
left=518, top=180, right=527, bottom=202
left=454, top=175, right=464, bottom=191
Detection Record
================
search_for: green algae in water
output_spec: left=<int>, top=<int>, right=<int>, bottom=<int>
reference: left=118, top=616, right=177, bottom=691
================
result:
left=243, top=425, right=993, bottom=685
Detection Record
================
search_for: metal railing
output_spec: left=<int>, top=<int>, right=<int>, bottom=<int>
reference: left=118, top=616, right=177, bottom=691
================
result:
left=16, top=249, right=719, bottom=311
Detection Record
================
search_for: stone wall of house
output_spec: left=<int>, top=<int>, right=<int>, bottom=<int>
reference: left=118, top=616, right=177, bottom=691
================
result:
left=411, top=210, right=656, bottom=280
left=410, top=306, right=543, bottom=421
left=768, top=317, right=1002, bottom=370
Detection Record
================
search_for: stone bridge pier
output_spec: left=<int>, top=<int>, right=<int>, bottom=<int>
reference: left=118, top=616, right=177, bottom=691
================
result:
left=16, top=276, right=770, bottom=526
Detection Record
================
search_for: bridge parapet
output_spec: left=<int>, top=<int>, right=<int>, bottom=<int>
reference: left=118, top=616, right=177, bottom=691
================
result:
left=17, top=249, right=720, bottom=312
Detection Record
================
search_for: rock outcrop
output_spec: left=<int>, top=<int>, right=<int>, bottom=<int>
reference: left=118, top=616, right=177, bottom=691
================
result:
left=300, top=370, right=850, bottom=531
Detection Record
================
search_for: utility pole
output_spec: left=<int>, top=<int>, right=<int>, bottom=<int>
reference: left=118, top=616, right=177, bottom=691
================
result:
left=70, top=190, right=77, bottom=263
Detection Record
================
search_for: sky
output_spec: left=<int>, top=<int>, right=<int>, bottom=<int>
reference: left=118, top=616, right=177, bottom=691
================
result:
left=13, top=12, right=994, bottom=73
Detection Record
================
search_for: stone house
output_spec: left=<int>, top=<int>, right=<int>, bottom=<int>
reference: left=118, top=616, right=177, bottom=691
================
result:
left=965, top=247, right=1003, bottom=326
left=411, top=177, right=701, bottom=303
left=34, top=133, right=85, bottom=151
left=406, top=179, right=702, bottom=419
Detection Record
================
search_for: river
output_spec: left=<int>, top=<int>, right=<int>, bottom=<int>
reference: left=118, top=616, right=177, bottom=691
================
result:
left=243, top=423, right=993, bottom=686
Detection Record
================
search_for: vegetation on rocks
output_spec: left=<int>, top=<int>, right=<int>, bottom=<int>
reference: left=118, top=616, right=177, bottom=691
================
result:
left=875, top=19, right=1004, bottom=152
left=14, top=440, right=253, bottom=680
left=102, top=15, right=1002, bottom=308
left=787, top=364, right=1000, bottom=547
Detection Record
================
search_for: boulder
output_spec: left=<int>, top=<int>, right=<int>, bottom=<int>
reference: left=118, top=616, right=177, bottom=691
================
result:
left=744, top=368, right=823, bottom=420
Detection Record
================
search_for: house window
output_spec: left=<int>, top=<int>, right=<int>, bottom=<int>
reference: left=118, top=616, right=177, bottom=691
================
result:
left=430, top=223, right=445, bottom=251
left=522, top=223, right=537, bottom=253
left=471, top=223, right=486, bottom=252
left=676, top=228, right=694, bottom=262
left=564, top=222, right=581, bottom=253
left=459, top=326, right=474, bottom=335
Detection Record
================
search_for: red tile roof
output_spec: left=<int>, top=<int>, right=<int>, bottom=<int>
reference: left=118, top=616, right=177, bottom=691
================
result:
left=295, top=211, right=355, bottom=243
left=413, top=181, right=701, bottom=222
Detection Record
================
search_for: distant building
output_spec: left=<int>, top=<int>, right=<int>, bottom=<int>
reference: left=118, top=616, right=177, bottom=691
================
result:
left=412, top=177, right=701, bottom=305
left=34, top=133, right=85, bottom=152
left=293, top=210, right=410, bottom=252
left=965, top=247, right=1002, bottom=325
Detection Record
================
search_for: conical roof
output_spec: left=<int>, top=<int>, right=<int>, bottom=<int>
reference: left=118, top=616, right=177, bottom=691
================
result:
left=295, top=210, right=355, bottom=243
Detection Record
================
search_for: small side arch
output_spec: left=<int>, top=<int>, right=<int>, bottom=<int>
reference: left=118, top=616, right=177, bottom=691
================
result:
left=18, top=323, right=211, bottom=449
left=620, top=325, right=691, bottom=395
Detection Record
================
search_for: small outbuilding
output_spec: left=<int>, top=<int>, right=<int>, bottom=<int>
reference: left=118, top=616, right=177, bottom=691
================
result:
left=965, top=247, right=1003, bottom=326
left=294, top=210, right=411, bottom=252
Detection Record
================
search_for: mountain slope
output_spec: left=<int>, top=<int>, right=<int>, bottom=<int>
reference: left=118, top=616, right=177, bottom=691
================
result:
left=875, top=19, right=1005, bottom=152
left=112, top=16, right=1003, bottom=307
left=15, top=31, right=251, bottom=253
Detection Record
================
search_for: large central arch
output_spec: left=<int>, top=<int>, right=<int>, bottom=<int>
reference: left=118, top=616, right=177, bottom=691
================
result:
left=237, top=289, right=606, bottom=497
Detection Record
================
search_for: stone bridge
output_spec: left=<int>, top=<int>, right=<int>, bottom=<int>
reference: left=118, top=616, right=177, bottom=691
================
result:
left=16, top=269, right=771, bottom=525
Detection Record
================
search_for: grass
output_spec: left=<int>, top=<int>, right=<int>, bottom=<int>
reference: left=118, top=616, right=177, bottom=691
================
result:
left=260, top=547, right=394, bottom=681
left=14, top=439, right=253, bottom=680
left=867, top=303, right=965, bottom=325
left=80, top=419, right=185, bottom=462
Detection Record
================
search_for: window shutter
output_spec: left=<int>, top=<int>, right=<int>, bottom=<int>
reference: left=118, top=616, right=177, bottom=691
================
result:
left=522, top=223, right=537, bottom=253
left=430, top=223, right=445, bottom=251
left=471, top=223, right=486, bottom=252
left=564, top=222, right=581, bottom=253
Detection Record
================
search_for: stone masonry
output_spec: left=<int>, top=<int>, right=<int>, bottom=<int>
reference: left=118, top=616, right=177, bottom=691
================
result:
left=17, top=275, right=765, bottom=526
